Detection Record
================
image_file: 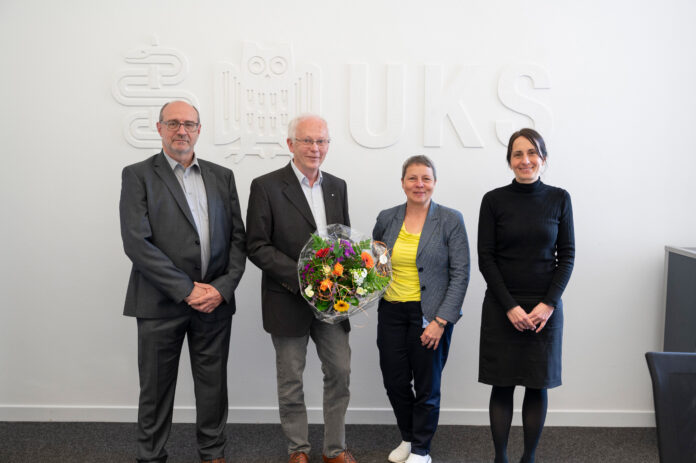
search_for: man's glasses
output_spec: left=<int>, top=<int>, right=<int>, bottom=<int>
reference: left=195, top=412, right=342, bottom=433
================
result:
left=161, top=120, right=200, bottom=132
left=294, top=138, right=331, bottom=147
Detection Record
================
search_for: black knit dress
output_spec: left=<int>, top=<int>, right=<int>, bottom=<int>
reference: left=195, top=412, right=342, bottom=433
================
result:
left=477, top=179, right=575, bottom=389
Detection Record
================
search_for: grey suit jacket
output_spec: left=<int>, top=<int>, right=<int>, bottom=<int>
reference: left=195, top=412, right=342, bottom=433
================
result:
left=246, top=163, right=350, bottom=336
left=372, top=201, right=470, bottom=324
left=120, top=151, right=246, bottom=320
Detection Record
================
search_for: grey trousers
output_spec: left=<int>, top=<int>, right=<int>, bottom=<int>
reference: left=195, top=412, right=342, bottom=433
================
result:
left=136, top=314, right=231, bottom=462
left=271, top=318, right=351, bottom=458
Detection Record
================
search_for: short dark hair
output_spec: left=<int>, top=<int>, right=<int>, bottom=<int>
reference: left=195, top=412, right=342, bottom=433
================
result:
left=506, top=128, right=547, bottom=165
left=159, top=101, right=200, bottom=123
left=401, top=155, right=437, bottom=180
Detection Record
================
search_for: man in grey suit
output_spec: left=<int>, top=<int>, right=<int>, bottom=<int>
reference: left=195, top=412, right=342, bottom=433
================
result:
left=120, top=100, right=246, bottom=463
left=246, top=115, right=356, bottom=463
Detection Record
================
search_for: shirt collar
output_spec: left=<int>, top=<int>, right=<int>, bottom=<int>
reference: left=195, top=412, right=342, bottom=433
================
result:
left=163, top=151, right=199, bottom=171
left=290, top=160, right=322, bottom=187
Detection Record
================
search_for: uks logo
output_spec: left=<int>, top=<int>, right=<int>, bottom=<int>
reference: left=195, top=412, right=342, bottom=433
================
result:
left=114, top=38, right=552, bottom=163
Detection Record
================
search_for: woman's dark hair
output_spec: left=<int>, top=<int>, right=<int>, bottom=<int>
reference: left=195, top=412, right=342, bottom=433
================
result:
left=506, top=128, right=547, bottom=165
left=401, top=155, right=437, bottom=180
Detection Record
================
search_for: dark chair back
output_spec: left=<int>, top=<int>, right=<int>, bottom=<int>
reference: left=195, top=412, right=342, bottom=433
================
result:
left=645, top=351, right=696, bottom=463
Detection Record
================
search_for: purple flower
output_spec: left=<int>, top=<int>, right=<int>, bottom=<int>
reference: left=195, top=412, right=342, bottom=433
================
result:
left=340, top=240, right=355, bottom=256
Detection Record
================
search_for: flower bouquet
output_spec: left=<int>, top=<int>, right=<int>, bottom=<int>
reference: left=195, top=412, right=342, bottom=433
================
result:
left=297, top=224, right=392, bottom=324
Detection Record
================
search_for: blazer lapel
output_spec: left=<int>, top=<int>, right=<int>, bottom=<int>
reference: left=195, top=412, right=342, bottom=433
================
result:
left=152, top=152, right=197, bottom=229
left=384, top=204, right=406, bottom=250
left=281, top=163, right=316, bottom=228
left=321, top=174, right=343, bottom=225
left=200, top=163, right=219, bottom=245
left=417, top=201, right=439, bottom=257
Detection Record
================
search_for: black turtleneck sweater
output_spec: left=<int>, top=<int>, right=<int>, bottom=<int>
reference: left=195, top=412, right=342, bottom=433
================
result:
left=477, top=179, right=575, bottom=310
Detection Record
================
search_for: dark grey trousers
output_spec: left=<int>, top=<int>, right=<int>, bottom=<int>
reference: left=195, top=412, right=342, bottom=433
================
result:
left=136, top=313, right=232, bottom=462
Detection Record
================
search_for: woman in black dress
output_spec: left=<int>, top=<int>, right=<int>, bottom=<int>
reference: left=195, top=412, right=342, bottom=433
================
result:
left=477, top=128, right=574, bottom=463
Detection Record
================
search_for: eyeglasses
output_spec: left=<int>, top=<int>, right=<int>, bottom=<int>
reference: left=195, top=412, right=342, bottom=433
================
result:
left=294, top=138, right=331, bottom=147
left=160, top=120, right=200, bottom=132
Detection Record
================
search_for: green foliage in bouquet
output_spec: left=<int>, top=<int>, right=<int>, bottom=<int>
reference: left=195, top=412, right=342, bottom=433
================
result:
left=299, top=230, right=391, bottom=318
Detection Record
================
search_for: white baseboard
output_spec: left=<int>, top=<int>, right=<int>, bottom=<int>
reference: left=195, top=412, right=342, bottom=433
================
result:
left=0, top=405, right=655, bottom=427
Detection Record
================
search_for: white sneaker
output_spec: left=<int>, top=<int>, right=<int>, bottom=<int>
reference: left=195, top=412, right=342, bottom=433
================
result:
left=387, top=441, right=411, bottom=462
left=404, top=453, right=432, bottom=463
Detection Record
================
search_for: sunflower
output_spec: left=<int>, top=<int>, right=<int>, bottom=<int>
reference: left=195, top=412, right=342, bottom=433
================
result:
left=334, top=300, right=350, bottom=312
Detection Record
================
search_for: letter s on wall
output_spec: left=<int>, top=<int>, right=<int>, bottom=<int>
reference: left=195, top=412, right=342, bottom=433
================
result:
left=496, top=64, right=553, bottom=145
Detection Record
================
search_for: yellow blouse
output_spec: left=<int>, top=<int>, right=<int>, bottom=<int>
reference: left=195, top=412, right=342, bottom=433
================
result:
left=384, top=223, right=421, bottom=302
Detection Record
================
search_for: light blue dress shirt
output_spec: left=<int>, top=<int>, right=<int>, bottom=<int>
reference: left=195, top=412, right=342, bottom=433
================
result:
left=164, top=153, right=210, bottom=279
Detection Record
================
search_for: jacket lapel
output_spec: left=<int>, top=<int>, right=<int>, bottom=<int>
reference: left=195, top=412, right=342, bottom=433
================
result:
left=321, top=174, right=343, bottom=225
left=200, top=162, right=219, bottom=245
left=384, top=204, right=407, bottom=249
left=281, top=163, right=316, bottom=228
left=417, top=201, right=439, bottom=257
left=152, top=152, right=197, bottom=229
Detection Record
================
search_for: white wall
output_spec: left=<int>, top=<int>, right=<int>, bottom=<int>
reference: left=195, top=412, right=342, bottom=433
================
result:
left=1, top=0, right=695, bottom=426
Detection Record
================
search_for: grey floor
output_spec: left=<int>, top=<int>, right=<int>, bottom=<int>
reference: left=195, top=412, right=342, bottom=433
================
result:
left=0, top=422, right=659, bottom=462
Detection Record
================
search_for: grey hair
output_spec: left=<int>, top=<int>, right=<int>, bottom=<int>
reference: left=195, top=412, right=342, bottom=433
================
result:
left=287, top=113, right=329, bottom=139
left=401, top=155, right=437, bottom=180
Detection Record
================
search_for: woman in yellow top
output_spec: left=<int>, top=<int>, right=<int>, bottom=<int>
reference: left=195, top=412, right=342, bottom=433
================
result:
left=372, top=155, right=470, bottom=463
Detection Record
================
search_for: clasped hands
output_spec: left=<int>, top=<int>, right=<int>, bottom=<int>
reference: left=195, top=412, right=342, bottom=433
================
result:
left=420, top=317, right=447, bottom=350
left=506, top=302, right=554, bottom=333
left=184, top=282, right=223, bottom=313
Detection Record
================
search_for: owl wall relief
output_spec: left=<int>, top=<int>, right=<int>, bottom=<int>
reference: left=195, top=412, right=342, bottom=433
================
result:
left=214, top=41, right=322, bottom=162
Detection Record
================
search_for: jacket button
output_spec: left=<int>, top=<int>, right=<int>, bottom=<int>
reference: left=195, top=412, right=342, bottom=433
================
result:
left=418, top=267, right=424, bottom=272
left=195, top=265, right=201, bottom=270
left=195, top=240, right=200, bottom=245
left=421, top=285, right=426, bottom=291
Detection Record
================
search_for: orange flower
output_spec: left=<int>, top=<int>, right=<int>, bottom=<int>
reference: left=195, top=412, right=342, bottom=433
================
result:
left=334, top=300, right=350, bottom=312
left=361, top=251, right=374, bottom=269
left=319, top=279, right=333, bottom=292
left=332, top=262, right=344, bottom=276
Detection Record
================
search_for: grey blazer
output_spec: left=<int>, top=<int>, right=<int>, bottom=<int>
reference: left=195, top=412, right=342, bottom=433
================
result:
left=246, top=163, right=351, bottom=336
left=120, top=151, right=247, bottom=320
left=372, top=201, right=470, bottom=324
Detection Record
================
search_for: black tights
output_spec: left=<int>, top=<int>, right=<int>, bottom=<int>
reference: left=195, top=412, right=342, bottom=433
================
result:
left=489, top=386, right=548, bottom=463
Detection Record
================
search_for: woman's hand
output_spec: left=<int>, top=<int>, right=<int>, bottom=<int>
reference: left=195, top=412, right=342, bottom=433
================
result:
left=528, top=302, right=555, bottom=333
left=506, top=306, right=537, bottom=332
left=420, top=319, right=446, bottom=350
